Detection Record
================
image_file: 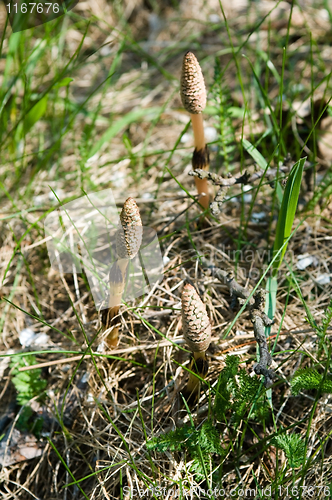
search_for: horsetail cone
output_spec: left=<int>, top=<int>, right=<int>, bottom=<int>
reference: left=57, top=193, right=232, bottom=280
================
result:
left=181, top=283, right=211, bottom=353
left=180, top=51, right=207, bottom=114
left=116, top=197, right=143, bottom=259
left=104, top=197, right=142, bottom=348
left=180, top=51, right=209, bottom=209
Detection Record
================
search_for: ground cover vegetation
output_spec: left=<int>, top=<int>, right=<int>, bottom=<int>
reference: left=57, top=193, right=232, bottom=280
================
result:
left=1, top=0, right=332, bottom=498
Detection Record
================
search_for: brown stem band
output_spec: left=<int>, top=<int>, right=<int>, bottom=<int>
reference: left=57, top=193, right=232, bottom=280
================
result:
left=192, top=147, right=210, bottom=170
left=192, top=147, right=210, bottom=210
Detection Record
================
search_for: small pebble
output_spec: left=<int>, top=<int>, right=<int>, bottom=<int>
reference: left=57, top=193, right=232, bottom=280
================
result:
left=204, top=126, right=218, bottom=143
left=142, top=192, right=153, bottom=200
left=19, top=329, right=50, bottom=347
left=19, top=328, right=35, bottom=347
left=163, top=256, right=170, bottom=265
left=100, top=45, right=112, bottom=57
left=296, top=254, right=318, bottom=270
left=86, top=393, right=94, bottom=404
left=251, top=211, right=266, bottom=221
left=316, top=274, right=331, bottom=285
left=180, top=133, right=191, bottom=143
left=209, top=14, right=221, bottom=23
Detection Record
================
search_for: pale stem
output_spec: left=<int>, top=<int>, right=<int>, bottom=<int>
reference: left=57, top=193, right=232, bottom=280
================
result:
left=190, top=113, right=209, bottom=209
left=190, top=113, right=206, bottom=151
left=194, top=177, right=209, bottom=210
left=106, top=259, right=129, bottom=348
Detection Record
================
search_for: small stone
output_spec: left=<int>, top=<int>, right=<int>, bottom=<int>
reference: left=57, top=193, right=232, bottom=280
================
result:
left=316, top=274, right=330, bottom=285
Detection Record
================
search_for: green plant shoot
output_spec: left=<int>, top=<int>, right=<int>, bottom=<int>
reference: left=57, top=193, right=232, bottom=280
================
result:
left=272, top=157, right=305, bottom=276
left=265, top=158, right=305, bottom=403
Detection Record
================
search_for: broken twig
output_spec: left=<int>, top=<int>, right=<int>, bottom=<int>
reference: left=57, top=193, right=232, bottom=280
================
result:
left=201, top=258, right=275, bottom=387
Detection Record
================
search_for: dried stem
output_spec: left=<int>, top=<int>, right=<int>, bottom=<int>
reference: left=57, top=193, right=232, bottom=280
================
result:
left=251, top=313, right=274, bottom=388
left=190, top=165, right=290, bottom=217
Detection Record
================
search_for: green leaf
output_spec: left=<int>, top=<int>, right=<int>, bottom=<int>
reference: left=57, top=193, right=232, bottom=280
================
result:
left=291, top=368, right=332, bottom=396
left=10, top=354, right=47, bottom=406
left=272, top=433, right=305, bottom=468
left=3, top=32, right=21, bottom=85
left=54, top=77, right=74, bottom=88
left=196, top=421, right=223, bottom=455
left=13, top=379, right=31, bottom=392
left=25, top=40, right=47, bottom=76
left=14, top=371, right=31, bottom=382
left=146, top=425, right=193, bottom=453
left=214, top=355, right=239, bottom=421
left=146, top=420, right=225, bottom=482
left=272, top=157, right=305, bottom=275
left=24, top=95, right=48, bottom=134
left=16, top=406, right=33, bottom=432
left=214, top=373, right=231, bottom=422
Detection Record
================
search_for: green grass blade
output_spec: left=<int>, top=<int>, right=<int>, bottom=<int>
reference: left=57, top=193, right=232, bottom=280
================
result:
left=242, top=138, right=268, bottom=171
left=88, top=107, right=160, bottom=158
left=54, top=77, right=74, bottom=88
left=23, top=95, right=48, bottom=135
left=265, top=276, right=278, bottom=322
left=272, top=157, right=305, bottom=275
left=47, top=438, right=90, bottom=500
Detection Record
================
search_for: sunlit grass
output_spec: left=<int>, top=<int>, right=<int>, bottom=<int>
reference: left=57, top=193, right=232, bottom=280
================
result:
left=1, top=0, right=332, bottom=497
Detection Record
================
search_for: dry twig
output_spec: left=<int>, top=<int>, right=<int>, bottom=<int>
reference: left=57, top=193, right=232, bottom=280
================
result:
left=202, top=258, right=275, bottom=387
left=190, top=165, right=290, bottom=216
